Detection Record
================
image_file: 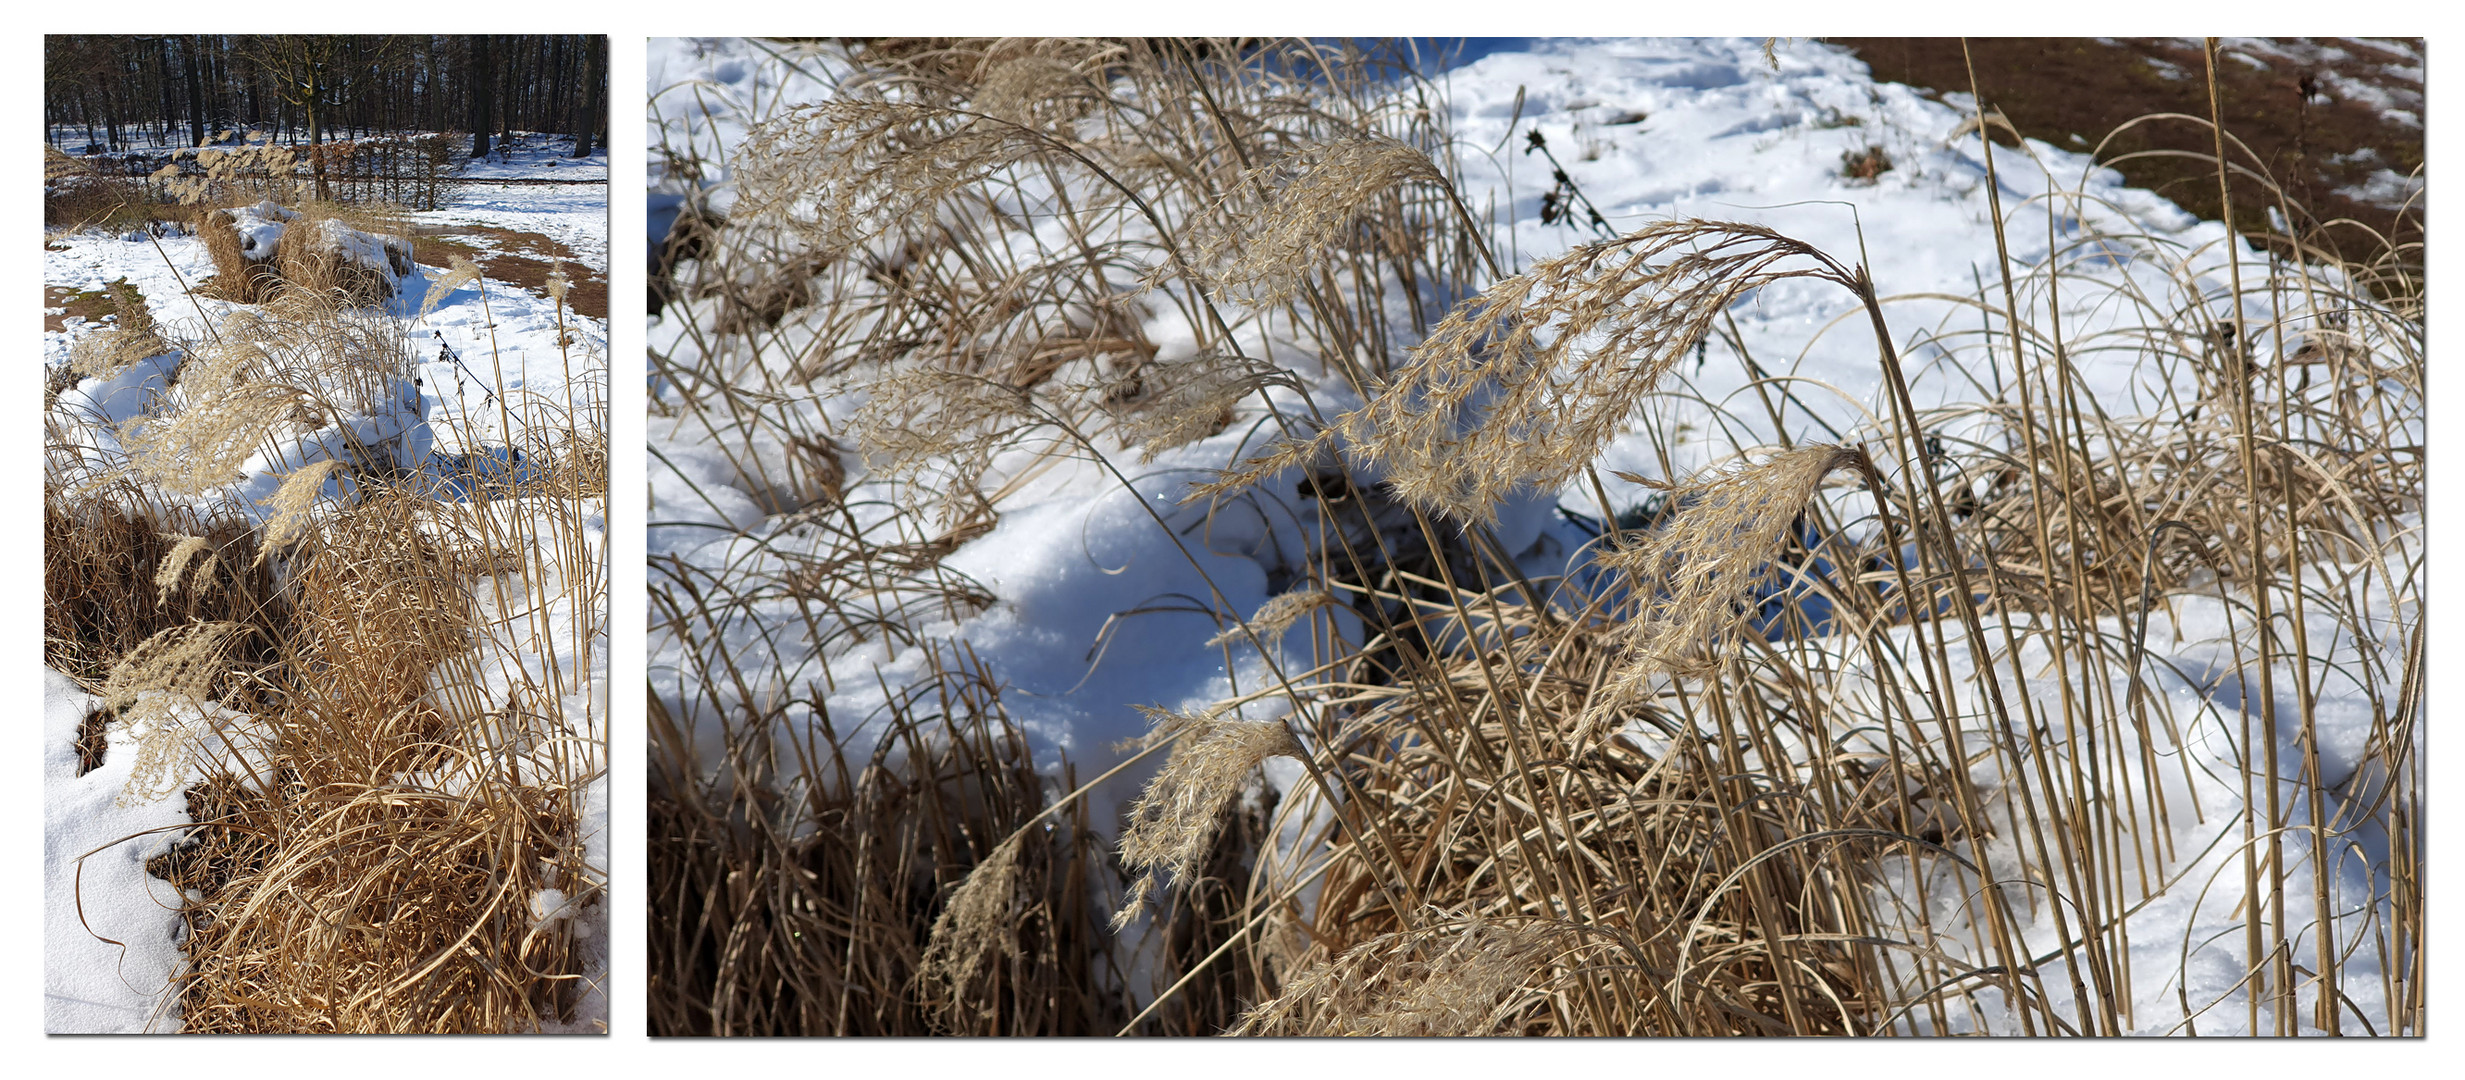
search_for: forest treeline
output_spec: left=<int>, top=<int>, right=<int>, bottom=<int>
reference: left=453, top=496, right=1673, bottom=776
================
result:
left=45, top=35, right=607, bottom=159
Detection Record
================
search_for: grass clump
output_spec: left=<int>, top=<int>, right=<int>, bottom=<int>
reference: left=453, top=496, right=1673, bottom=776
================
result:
left=651, top=37, right=2422, bottom=1038
left=48, top=176, right=606, bottom=1032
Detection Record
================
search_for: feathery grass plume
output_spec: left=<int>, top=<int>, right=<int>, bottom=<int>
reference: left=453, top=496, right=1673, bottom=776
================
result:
left=1343, top=220, right=1836, bottom=521
left=1599, top=445, right=1861, bottom=682
left=971, top=54, right=1099, bottom=131
left=253, top=458, right=346, bottom=563
left=1113, top=706, right=1304, bottom=931
left=1231, top=917, right=1576, bottom=1035
left=118, top=383, right=307, bottom=498
left=842, top=365, right=1049, bottom=530
left=418, top=255, right=484, bottom=323
left=99, top=621, right=250, bottom=806
left=917, top=830, right=1025, bottom=1026
left=67, top=323, right=170, bottom=382
left=1104, top=350, right=1301, bottom=463
left=1183, top=424, right=1336, bottom=506
left=1186, top=136, right=1451, bottom=306
left=154, top=533, right=210, bottom=604
left=1206, top=586, right=1336, bottom=649
left=734, top=100, right=1055, bottom=256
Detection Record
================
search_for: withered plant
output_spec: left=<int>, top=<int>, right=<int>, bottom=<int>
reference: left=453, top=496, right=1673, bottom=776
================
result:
left=652, top=37, right=2421, bottom=1037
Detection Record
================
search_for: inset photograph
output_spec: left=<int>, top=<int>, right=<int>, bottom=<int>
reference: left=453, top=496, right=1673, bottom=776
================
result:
left=45, top=34, right=609, bottom=1034
left=646, top=37, right=2419, bottom=1036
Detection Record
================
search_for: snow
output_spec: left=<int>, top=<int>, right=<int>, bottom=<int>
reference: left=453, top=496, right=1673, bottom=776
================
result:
left=647, top=36, right=2420, bottom=1035
left=43, top=134, right=609, bottom=1033
left=43, top=670, right=188, bottom=1033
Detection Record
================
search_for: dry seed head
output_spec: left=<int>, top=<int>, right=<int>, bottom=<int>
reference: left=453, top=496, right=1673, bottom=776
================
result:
left=1184, top=426, right=1335, bottom=506
left=67, top=326, right=168, bottom=382
left=1232, top=917, right=1574, bottom=1036
left=1344, top=220, right=1835, bottom=522
left=734, top=100, right=1053, bottom=255
left=917, top=830, right=1025, bottom=1022
left=971, top=55, right=1097, bottom=130
left=418, top=255, right=483, bottom=323
left=100, top=621, right=249, bottom=806
left=1599, top=445, right=1860, bottom=684
left=1188, top=137, right=1450, bottom=306
left=155, top=533, right=211, bottom=604
left=1112, top=707, right=1304, bottom=931
left=1104, top=351, right=1298, bottom=463
left=118, top=382, right=305, bottom=497
left=842, top=365, right=1045, bottom=530
left=254, top=458, right=347, bottom=563
left=1207, top=586, right=1337, bottom=648
left=545, top=262, right=571, bottom=307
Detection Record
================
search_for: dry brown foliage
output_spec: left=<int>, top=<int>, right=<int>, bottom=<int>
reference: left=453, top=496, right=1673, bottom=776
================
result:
left=652, top=37, right=2422, bottom=1039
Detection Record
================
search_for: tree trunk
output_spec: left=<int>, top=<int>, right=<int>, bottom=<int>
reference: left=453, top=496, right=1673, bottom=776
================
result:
left=469, top=35, right=493, bottom=158
left=572, top=37, right=601, bottom=158
left=186, top=36, right=207, bottom=146
left=308, top=64, right=328, bottom=201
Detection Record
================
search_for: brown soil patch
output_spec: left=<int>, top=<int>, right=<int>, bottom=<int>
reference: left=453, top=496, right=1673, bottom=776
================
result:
left=1830, top=38, right=2424, bottom=275
left=45, top=279, right=141, bottom=333
left=410, top=225, right=608, bottom=320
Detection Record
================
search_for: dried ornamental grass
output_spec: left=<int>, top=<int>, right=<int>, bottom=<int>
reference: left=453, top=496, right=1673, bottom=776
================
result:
left=1114, top=708, right=1305, bottom=931
left=1231, top=918, right=1582, bottom=1036
left=1342, top=221, right=1842, bottom=521
left=734, top=100, right=1056, bottom=256
left=98, top=621, right=250, bottom=806
left=1187, top=137, right=1452, bottom=306
left=1599, top=445, right=1865, bottom=681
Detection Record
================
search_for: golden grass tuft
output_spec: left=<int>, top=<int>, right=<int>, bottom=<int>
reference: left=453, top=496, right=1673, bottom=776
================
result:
left=1231, top=917, right=1581, bottom=1035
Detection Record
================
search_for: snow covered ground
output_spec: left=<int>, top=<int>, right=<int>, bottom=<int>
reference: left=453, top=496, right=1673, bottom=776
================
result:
left=647, top=37, right=2418, bottom=1035
left=43, top=137, right=609, bottom=1033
